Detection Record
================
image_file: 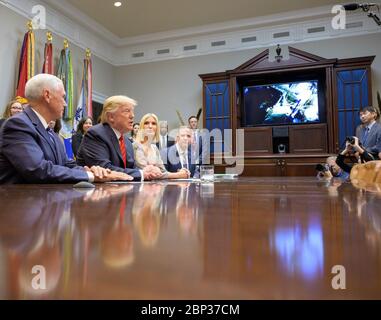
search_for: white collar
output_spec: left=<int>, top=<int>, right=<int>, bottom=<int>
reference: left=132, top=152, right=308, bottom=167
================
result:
left=30, top=107, right=49, bottom=129
left=367, top=121, right=376, bottom=131
left=176, top=143, right=188, bottom=155
left=111, top=126, right=123, bottom=140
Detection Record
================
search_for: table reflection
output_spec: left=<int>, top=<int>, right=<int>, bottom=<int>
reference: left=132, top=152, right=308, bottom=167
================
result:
left=1, top=177, right=381, bottom=299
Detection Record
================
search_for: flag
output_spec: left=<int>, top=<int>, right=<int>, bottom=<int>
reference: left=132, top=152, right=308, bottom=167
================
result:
left=57, top=44, right=74, bottom=121
left=74, top=52, right=93, bottom=131
left=57, top=41, right=75, bottom=160
left=42, top=36, right=53, bottom=74
left=16, top=27, right=35, bottom=98
left=60, top=120, right=75, bottom=160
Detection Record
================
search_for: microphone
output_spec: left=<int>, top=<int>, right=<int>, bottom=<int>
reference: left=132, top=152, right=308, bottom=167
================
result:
left=343, top=3, right=361, bottom=10
left=343, top=3, right=378, bottom=11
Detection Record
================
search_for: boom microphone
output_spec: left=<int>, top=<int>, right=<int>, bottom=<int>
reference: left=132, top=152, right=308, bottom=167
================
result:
left=343, top=3, right=378, bottom=11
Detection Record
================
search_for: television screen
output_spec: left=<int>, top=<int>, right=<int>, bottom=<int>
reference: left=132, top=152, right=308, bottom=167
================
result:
left=243, top=81, right=320, bottom=126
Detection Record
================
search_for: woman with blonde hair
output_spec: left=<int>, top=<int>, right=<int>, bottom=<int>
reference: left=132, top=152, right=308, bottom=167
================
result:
left=134, top=113, right=189, bottom=179
left=0, top=100, right=24, bottom=128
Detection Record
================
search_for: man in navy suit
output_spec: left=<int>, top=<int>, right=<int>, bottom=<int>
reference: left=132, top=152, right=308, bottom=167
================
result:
left=76, top=95, right=162, bottom=181
left=156, top=120, right=175, bottom=151
left=188, top=115, right=209, bottom=165
left=161, top=126, right=199, bottom=178
left=356, top=106, right=381, bottom=158
left=0, top=74, right=130, bottom=184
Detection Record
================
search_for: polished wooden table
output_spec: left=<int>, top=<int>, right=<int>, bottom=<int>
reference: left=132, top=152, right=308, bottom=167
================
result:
left=0, top=177, right=380, bottom=299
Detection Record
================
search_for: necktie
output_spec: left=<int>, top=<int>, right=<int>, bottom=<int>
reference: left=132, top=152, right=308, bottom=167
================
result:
left=119, top=135, right=127, bottom=168
left=363, top=127, right=370, bottom=144
left=181, top=151, right=188, bottom=170
left=161, top=135, right=166, bottom=149
left=46, top=127, right=56, bottom=146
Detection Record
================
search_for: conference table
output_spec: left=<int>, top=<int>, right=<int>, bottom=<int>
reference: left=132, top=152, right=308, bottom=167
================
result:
left=0, top=177, right=380, bottom=299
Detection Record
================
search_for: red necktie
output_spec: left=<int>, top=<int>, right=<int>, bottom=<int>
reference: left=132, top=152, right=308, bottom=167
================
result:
left=119, top=135, right=127, bottom=168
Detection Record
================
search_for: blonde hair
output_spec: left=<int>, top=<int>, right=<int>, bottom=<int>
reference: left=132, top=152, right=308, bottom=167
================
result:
left=100, top=95, right=137, bottom=124
left=136, top=113, right=160, bottom=143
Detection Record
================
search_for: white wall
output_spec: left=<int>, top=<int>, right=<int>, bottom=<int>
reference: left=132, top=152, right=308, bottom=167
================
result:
left=0, top=5, right=115, bottom=115
left=114, top=33, right=381, bottom=130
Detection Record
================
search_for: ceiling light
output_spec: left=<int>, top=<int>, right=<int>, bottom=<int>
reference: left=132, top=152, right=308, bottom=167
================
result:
left=114, top=2, right=122, bottom=7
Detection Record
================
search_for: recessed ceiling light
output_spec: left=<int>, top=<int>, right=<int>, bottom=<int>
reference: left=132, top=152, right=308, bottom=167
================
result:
left=114, top=2, right=122, bottom=7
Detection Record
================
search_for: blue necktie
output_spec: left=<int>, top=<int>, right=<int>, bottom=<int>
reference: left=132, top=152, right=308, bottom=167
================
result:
left=363, top=127, right=370, bottom=144
left=46, top=127, right=56, bottom=146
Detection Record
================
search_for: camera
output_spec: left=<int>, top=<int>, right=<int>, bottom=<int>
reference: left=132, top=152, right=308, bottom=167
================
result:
left=345, top=136, right=356, bottom=145
left=316, top=164, right=329, bottom=172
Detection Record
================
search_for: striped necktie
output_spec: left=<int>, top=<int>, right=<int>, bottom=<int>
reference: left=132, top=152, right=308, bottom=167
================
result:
left=46, top=127, right=56, bottom=146
left=119, top=135, right=127, bottom=168
left=363, top=127, right=370, bottom=144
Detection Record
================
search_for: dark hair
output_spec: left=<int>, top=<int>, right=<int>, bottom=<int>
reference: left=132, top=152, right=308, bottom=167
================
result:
left=131, top=122, right=140, bottom=138
left=53, top=119, right=62, bottom=134
left=188, top=116, right=197, bottom=123
left=77, top=117, right=93, bottom=134
left=360, top=106, right=380, bottom=120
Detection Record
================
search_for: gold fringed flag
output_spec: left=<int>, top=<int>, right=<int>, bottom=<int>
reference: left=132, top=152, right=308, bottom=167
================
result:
left=74, top=49, right=93, bottom=131
left=57, top=39, right=74, bottom=120
left=16, top=21, right=35, bottom=98
left=42, top=32, right=53, bottom=74
left=57, top=39, right=75, bottom=160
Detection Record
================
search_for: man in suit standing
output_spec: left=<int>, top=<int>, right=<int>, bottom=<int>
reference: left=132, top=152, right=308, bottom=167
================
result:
left=161, top=126, right=199, bottom=178
left=0, top=74, right=130, bottom=184
left=355, top=106, right=381, bottom=159
left=156, top=120, right=174, bottom=150
left=188, top=115, right=209, bottom=166
left=76, top=95, right=162, bottom=181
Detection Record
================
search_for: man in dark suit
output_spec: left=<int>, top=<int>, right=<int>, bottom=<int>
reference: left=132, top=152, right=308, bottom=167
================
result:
left=0, top=74, right=130, bottom=184
left=161, top=126, right=199, bottom=178
left=355, top=106, right=381, bottom=158
left=188, top=115, right=209, bottom=165
left=156, top=120, right=175, bottom=150
left=76, top=95, right=162, bottom=181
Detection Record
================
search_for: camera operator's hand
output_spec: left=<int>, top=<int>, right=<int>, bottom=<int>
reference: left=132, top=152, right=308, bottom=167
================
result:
left=352, top=136, right=365, bottom=155
left=341, top=142, right=352, bottom=156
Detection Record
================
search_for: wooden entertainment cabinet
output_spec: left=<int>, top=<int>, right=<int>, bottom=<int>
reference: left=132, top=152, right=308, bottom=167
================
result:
left=199, top=47, right=374, bottom=176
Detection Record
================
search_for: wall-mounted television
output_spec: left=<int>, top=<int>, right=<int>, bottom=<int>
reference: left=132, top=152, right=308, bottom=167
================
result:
left=242, top=80, right=320, bottom=126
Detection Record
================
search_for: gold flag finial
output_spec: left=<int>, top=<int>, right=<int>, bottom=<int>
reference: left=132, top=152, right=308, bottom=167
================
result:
left=46, top=31, right=53, bottom=42
left=27, top=20, right=33, bottom=32
left=63, top=39, right=69, bottom=49
left=86, top=48, right=91, bottom=59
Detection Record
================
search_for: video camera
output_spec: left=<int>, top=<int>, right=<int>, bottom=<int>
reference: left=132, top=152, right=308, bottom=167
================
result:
left=345, top=136, right=356, bottom=145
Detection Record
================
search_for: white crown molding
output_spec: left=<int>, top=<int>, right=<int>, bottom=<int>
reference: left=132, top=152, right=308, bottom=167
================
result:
left=92, top=91, right=107, bottom=104
left=1, top=0, right=381, bottom=67
left=117, top=5, right=336, bottom=46
left=41, top=0, right=120, bottom=45
left=0, top=0, right=117, bottom=64
left=114, top=12, right=381, bottom=66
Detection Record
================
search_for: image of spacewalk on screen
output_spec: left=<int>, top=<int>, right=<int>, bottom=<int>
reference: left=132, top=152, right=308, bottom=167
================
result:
left=243, top=81, right=320, bottom=126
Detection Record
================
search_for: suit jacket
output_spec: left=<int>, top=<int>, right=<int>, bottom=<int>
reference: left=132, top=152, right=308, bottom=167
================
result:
left=191, top=129, right=209, bottom=165
left=71, top=132, right=83, bottom=157
left=76, top=123, right=142, bottom=180
left=156, top=135, right=175, bottom=150
left=356, top=121, right=381, bottom=156
left=0, top=107, right=88, bottom=184
left=161, top=144, right=199, bottom=178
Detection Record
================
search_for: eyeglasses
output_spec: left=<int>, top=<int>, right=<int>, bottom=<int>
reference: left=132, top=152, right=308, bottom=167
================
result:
left=11, top=106, right=23, bottom=110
